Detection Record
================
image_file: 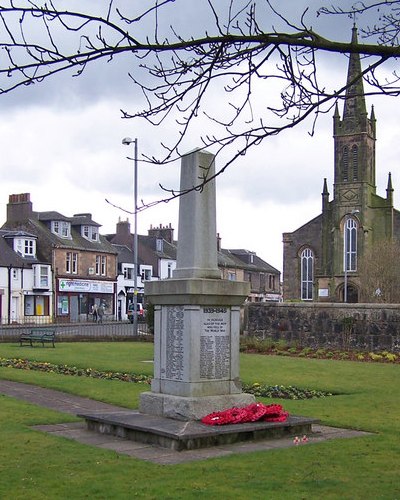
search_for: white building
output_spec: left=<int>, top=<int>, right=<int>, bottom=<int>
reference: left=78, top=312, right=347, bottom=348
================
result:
left=0, top=230, right=53, bottom=324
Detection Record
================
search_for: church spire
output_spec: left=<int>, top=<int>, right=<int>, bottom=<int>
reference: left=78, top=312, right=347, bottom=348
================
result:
left=332, top=26, right=377, bottom=199
left=343, top=25, right=367, bottom=120
left=387, top=172, right=394, bottom=207
left=322, top=177, right=330, bottom=212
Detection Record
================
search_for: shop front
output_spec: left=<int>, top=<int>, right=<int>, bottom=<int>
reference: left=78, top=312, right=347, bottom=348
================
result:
left=57, top=278, right=116, bottom=322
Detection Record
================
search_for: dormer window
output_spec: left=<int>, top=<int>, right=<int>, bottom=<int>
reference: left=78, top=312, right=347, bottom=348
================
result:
left=14, top=237, right=36, bottom=258
left=81, top=225, right=99, bottom=241
left=156, top=238, right=163, bottom=252
left=52, top=220, right=71, bottom=238
left=25, top=239, right=34, bottom=255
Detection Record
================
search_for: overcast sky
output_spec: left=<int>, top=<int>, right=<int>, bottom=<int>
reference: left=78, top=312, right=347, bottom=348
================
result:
left=0, top=1, right=398, bottom=273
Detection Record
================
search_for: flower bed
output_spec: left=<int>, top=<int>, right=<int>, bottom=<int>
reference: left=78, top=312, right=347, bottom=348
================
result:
left=0, top=357, right=151, bottom=384
left=243, top=382, right=332, bottom=399
left=240, top=340, right=400, bottom=363
left=0, top=358, right=333, bottom=399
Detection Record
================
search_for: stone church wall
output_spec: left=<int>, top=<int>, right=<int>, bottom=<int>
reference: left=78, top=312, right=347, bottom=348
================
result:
left=244, top=302, right=400, bottom=352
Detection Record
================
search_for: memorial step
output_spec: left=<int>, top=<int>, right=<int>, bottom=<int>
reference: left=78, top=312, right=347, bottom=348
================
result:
left=78, top=410, right=319, bottom=451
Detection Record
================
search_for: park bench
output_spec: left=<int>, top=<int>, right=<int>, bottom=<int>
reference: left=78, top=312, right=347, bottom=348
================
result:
left=20, top=328, right=56, bottom=347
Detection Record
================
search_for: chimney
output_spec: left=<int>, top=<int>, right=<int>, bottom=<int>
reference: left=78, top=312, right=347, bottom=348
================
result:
left=113, top=219, right=132, bottom=246
left=148, top=223, right=174, bottom=244
left=7, top=193, right=33, bottom=222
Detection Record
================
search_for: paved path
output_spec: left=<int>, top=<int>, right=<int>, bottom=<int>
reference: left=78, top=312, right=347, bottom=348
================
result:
left=0, top=380, right=373, bottom=465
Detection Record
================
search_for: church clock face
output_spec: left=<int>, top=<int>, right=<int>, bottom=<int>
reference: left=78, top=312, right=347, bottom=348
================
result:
left=339, top=187, right=359, bottom=203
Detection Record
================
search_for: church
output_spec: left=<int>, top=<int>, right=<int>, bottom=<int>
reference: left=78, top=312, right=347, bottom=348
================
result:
left=283, top=27, right=400, bottom=303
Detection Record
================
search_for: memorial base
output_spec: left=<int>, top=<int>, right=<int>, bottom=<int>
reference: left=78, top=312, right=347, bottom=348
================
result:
left=139, top=391, right=256, bottom=421
left=78, top=410, right=319, bottom=451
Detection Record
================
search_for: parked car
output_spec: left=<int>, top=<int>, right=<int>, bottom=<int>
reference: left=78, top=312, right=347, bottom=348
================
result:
left=127, top=303, right=146, bottom=323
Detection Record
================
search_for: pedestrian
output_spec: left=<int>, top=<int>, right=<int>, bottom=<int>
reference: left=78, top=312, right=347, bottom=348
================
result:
left=92, top=304, right=98, bottom=323
left=97, top=304, right=104, bottom=324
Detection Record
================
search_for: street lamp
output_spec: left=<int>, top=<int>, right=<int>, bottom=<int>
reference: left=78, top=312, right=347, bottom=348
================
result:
left=122, top=137, right=138, bottom=336
left=344, top=209, right=360, bottom=303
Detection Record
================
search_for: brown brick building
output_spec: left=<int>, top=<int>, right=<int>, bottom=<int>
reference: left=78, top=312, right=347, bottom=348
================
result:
left=2, top=193, right=117, bottom=321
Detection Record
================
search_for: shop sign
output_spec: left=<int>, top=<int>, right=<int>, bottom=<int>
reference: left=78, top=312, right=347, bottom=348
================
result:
left=59, top=279, right=114, bottom=294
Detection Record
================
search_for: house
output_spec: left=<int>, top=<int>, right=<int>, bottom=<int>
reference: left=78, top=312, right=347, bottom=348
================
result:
left=109, top=220, right=280, bottom=305
left=0, top=229, right=53, bottom=324
left=107, top=220, right=177, bottom=318
left=282, top=27, right=400, bottom=303
left=1, top=193, right=118, bottom=322
left=220, top=247, right=281, bottom=302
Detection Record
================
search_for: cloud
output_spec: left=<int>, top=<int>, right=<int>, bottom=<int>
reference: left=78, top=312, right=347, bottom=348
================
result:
left=0, top=1, right=399, bottom=275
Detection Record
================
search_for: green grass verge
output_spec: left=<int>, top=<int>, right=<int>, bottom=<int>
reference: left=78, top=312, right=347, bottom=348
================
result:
left=0, top=342, right=399, bottom=499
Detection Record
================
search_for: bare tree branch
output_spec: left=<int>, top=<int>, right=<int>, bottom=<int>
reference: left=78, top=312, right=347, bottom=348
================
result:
left=1, top=1, right=400, bottom=212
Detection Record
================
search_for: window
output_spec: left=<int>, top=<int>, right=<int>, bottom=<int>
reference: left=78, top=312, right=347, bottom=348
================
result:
left=24, top=295, right=49, bottom=316
left=57, top=295, right=69, bottom=315
left=66, top=252, right=78, bottom=274
left=228, top=272, right=236, bottom=281
left=24, top=239, right=34, bottom=256
left=167, top=262, right=173, bottom=278
left=81, top=225, right=99, bottom=241
left=156, top=238, right=163, bottom=252
left=33, top=265, right=49, bottom=288
left=259, top=272, right=265, bottom=290
left=141, top=268, right=152, bottom=281
left=95, top=255, right=105, bottom=275
left=123, top=266, right=134, bottom=280
left=342, top=147, right=349, bottom=181
left=72, top=253, right=78, bottom=274
left=61, top=222, right=70, bottom=238
left=95, top=255, right=101, bottom=275
left=39, top=266, right=49, bottom=287
left=52, top=220, right=71, bottom=238
left=269, top=274, right=276, bottom=290
left=101, top=255, right=106, bottom=276
left=12, top=237, right=36, bottom=257
left=352, top=145, right=359, bottom=180
left=344, top=218, right=357, bottom=272
left=301, top=248, right=314, bottom=300
left=66, top=253, right=71, bottom=273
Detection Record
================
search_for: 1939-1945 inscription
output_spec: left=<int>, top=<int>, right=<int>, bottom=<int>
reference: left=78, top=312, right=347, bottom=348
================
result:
left=200, top=307, right=230, bottom=380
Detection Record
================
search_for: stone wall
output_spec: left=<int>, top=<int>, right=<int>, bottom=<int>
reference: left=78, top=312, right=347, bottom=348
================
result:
left=244, top=302, right=400, bottom=352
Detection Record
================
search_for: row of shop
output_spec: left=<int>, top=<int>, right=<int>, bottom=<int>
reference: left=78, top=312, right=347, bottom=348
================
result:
left=1, top=277, right=142, bottom=324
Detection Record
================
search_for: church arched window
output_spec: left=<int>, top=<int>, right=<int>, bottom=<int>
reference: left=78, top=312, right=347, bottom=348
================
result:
left=352, top=145, right=359, bottom=181
left=344, top=218, right=357, bottom=272
left=342, top=147, right=349, bottom=181
left=301, top=248, right=314, bottom=300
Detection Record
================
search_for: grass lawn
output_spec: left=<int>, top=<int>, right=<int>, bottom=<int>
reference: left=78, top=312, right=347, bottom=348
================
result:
left=0, top=342, right=399, bottom=499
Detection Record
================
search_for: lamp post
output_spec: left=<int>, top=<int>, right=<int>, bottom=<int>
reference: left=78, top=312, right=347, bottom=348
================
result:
left=344, top=209, right=360, bottom=303
left=122, top=137, right=138, bottom=336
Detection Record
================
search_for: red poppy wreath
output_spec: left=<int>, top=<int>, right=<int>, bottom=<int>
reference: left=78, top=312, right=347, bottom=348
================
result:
left=201, top=402, right=289, bottom=426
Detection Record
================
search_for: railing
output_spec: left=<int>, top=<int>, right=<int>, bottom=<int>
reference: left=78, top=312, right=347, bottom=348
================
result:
left=0, top=320, right=152, bottom=343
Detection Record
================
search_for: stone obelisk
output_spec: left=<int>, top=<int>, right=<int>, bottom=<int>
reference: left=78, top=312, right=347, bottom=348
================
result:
left=140, top=148, right=254, bottom=421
